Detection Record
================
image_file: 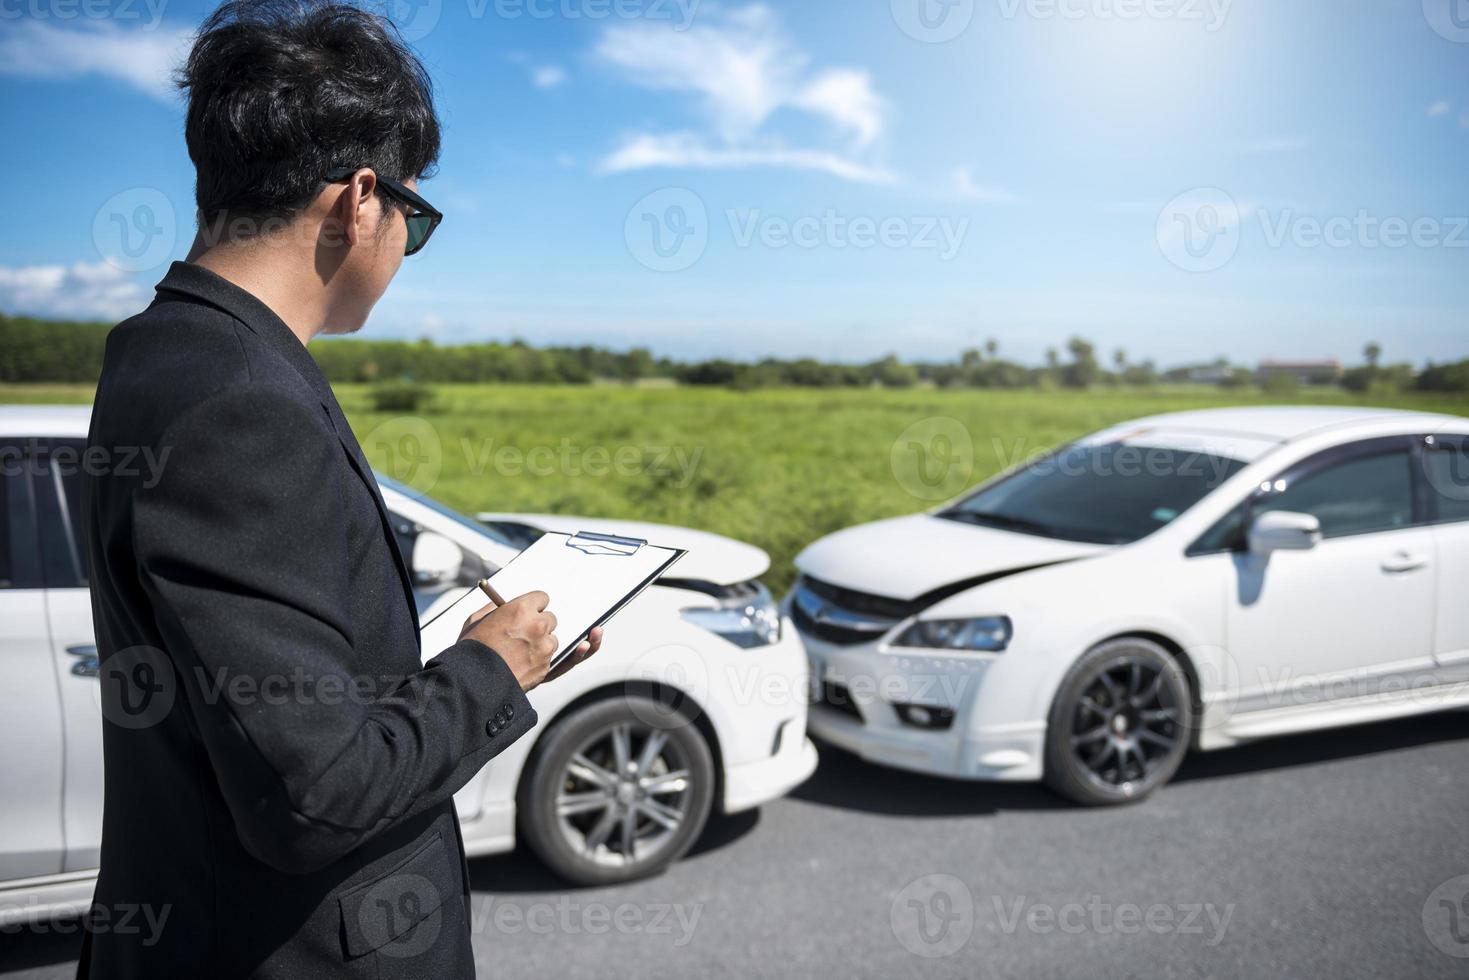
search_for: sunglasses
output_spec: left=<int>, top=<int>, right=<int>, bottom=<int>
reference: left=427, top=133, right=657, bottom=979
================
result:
left=324, top=167, right=442, bottom=256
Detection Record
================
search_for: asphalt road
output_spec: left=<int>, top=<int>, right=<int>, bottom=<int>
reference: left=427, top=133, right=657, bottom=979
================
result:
left=5, top=710, right=1467, bottom=979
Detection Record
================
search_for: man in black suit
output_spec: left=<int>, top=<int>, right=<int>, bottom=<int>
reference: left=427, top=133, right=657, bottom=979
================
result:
left=79, top=1, right=599, bottom=976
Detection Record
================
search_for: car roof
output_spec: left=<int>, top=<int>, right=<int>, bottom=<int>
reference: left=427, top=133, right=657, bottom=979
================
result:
left=1105, top=405, right=1465, bottom=444
left=0, top=404, right=92, bottom=438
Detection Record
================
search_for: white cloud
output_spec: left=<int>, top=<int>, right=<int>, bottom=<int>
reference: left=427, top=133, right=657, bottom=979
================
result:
left=594, top=3, right=889, bottom=182
left=1427, top=100, right=1451, bottom=117
left=0, top=20, right=190, bottom=104
left=532, top=65, right=567, bottom=89
left=0, top=262, right=149, bottom=321
left=598, top=132, right=895, bottom=183
left=951, top=167, right=1021, bottom=205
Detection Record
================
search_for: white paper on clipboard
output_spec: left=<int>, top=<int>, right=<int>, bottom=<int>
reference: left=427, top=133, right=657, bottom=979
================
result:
left=486, top=531, right=685, bottom=668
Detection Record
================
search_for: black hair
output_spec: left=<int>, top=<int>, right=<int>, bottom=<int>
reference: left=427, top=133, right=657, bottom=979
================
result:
left=178, top=0, right=440, bottom=228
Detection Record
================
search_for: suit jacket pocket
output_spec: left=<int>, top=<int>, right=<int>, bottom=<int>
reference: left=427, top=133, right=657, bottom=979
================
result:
left=338, top=831, right=457, bottom=960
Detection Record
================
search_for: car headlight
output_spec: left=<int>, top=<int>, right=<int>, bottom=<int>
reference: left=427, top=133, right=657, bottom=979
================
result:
left=892, top=615, right=1012, bottom=652
left=680, top=582, right=782, bottom=649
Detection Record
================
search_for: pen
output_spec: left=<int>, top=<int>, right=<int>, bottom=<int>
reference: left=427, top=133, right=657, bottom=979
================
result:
left=477, top=578, right=507, bottom=606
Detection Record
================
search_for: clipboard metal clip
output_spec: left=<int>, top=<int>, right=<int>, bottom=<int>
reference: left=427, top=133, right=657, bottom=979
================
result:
left=565, top=530, right=647, bottom=557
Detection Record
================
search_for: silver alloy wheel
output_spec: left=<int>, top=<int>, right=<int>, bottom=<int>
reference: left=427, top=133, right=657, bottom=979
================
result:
left=554, top=721, right=692, bottom=868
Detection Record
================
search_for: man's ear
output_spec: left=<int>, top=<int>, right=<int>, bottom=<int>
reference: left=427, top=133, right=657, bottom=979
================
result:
left=338, top=168, right=379, bottom=247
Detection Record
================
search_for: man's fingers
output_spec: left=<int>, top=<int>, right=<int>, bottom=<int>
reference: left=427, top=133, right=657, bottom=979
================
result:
left=513, top=590, right=551, bottom=612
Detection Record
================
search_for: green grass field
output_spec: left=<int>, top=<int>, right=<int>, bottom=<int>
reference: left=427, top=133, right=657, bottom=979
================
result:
left=7, top=382, right=1468, bottom=592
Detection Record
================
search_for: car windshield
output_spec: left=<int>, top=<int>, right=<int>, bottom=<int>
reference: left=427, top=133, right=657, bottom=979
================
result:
left=938, top=442, right=1246, bottom=545
left=374, top=473, right=518, bottom=550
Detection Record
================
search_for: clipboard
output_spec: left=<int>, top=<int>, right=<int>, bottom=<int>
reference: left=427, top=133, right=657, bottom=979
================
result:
left=445, top=531, right=685, bottom=670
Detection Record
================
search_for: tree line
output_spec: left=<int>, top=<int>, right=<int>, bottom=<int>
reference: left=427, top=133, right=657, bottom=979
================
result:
left=2, top=312, right=1466, bottom=393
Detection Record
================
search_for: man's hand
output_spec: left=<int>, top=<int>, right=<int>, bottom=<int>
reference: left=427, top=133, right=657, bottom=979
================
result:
left=458, top=591, right=602, bottom=693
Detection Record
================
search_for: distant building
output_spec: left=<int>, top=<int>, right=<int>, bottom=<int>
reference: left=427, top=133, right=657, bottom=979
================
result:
left=1162, top=361, right=1234, bottom=384
left=1257, top=358, right=1343, bottom=386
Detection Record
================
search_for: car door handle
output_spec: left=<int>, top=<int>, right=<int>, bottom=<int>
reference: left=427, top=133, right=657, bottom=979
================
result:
left=1380, top=552, right=1430, bottom=574
left=66, top=644, right=100, bottom=678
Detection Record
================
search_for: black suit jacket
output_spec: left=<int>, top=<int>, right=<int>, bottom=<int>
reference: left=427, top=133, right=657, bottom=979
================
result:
left=79, top=262, right=536, bottom=979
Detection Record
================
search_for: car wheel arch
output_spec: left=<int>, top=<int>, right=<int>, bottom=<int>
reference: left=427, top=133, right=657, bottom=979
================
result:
left=515, top=680, right=726, bottom=816
left=1053, top=631, right=1204, bottom=749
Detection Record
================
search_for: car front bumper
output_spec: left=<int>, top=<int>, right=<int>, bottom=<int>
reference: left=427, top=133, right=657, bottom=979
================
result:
left=799, top=626, right=1046, bottom=782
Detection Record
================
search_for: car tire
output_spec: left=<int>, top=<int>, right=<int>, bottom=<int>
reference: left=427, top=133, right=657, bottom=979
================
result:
left=1043, top=637, right=1192, bottom=807
left=518, top=694, right=715, bottom=886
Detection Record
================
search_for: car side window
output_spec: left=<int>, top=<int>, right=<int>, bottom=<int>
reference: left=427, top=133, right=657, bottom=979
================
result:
left=1, top=446, right=43, bottom=590
left=1424, top=438, right=1469, bottom=524
left=1255, top=449, right=1414, bottom=539
left=1, top=464, right=14, bottom=588
left=33, top=441, right=89, bottom=589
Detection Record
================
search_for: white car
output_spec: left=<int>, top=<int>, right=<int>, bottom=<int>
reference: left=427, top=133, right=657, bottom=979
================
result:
left=0, top=405, right=815, bottom=925
left=791, top=406, right=1469, bottom=806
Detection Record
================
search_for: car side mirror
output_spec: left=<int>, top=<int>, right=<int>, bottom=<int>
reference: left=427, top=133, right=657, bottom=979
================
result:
left=1248, top=510, right=1321, bottom=554
left=411, top=530, right=463, bottom=585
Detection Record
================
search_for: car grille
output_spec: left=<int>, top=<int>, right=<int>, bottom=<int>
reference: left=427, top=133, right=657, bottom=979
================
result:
left=790, top=576, right=915, bottom=646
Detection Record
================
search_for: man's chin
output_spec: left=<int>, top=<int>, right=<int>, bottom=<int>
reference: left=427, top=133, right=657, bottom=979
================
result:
left=319, top=318, right=368, bottom=336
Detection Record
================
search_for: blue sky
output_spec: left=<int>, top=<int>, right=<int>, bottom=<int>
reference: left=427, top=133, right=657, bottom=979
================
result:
left=1, top=0, right=1466, bottom=367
